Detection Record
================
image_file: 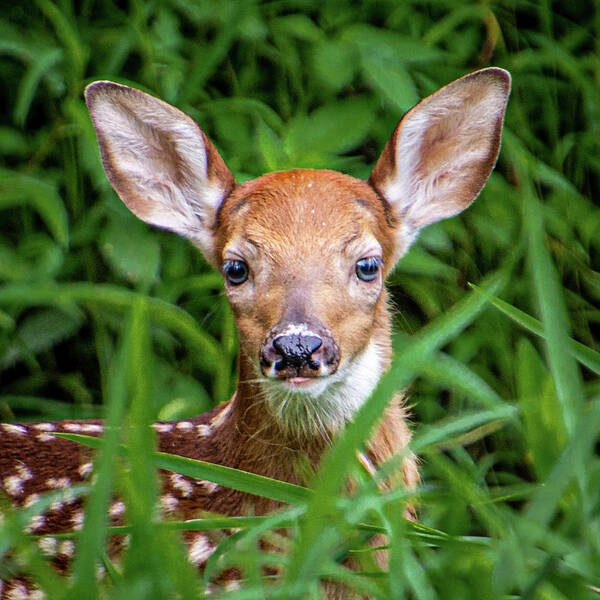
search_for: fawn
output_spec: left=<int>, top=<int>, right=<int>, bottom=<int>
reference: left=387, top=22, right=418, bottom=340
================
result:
left=0, top=68, right=510, bottom=598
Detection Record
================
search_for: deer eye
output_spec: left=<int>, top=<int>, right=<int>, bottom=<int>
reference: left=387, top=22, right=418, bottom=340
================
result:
left=223, top=260, right=249, bottom=285
left=355, top=257, right=381, bottom=282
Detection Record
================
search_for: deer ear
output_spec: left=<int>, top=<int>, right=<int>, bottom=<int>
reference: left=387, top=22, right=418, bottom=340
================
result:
left=85, top=82, right=235, bottom=265
left=369, top=68, right=511, bottom=259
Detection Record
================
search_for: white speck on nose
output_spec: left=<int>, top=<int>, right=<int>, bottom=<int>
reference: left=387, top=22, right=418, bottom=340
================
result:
left=279, top=323, right=310, bottom=336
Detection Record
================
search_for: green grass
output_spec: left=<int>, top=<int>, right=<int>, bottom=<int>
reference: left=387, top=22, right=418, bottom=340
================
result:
left=1, top=1, right=599, bottom=598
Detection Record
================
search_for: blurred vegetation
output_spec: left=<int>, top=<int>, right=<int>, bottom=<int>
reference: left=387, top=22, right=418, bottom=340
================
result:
left=0, top=0, right=599, bottom=598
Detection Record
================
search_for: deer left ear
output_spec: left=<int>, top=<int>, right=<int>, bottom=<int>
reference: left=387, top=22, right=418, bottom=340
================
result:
left=369, top=68, right=511, bottom=259
left=85, top=81, right=236, bottom=266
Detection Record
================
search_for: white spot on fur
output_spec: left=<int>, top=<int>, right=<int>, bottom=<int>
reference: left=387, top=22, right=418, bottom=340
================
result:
left=81, top=423, right=103, bottom=433
left=3, top=475, right=24, bottom=497
left=47, top=477, right=70, bottom=489
left=188, top=534, right=214, bottom=565
left=160, top=493, right=179, bottom=515
left=34, top=423, right=55, bottom=431
left=170, top=473, right=193, bottom=497
left=59, top=539, right=75, bottom=557
left=225, top=581, right=241, bottom=591
left=6, top=583, right=45, bottom=600
left=5, top=582, right=30, bottom=600
left=196, top=423, right=213, bottom=436
left=63, top=423, right=82, bottom=432
left=16, top=463, right=33, bottom=480
left=2, top=423, right=27, bottom=435
left=72, top=510, right=84, bottom=530
left=37, top=432, right=55, bottom=442
left=153, top=422, right=173, bottom=433
left=210, top=402, right=232, bottom=429
left=109, top=500, right=126, bottom=518
left=24, top=493, right=40, bottom=507
left=38, top=537, right=57, bottom=556
left=196, top=480, right=218, bottom=494
left=26, top=514, right=46, bottom=533
left=176, top=421, right=193, bottom=431
left=78, top=462, right=94, bottom=478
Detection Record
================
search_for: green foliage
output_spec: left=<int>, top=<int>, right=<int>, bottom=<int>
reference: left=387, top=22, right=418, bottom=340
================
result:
left=1, top=0, right=599, bottom=598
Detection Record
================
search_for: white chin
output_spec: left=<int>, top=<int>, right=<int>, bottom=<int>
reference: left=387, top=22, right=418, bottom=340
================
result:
left=260, top=340, right=384, bottom=436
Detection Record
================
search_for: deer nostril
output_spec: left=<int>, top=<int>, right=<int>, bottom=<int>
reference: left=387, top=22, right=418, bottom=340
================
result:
left=272, top=334, right=322, bottom=369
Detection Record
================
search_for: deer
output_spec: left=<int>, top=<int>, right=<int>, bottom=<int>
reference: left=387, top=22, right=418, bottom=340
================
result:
left=0, top=67, right=510, bottom=599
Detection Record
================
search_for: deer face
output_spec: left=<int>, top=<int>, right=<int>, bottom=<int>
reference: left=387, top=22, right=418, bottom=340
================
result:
left=215, top=169, right=397, bottom=433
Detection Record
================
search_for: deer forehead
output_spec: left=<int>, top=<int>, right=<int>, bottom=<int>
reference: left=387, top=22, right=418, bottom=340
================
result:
left=217, top=169, right=395, bottom=267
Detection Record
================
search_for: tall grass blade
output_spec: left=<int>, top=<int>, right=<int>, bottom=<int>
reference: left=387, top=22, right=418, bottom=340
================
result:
left=54, top=433, right=311, bottom=506
left=469, top=284, right=600, bottom=375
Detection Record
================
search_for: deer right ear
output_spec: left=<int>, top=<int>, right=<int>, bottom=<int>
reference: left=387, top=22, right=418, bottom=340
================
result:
left=85, top=82, right=235, bottom=266
left=369, top=68, right=511, bottom=262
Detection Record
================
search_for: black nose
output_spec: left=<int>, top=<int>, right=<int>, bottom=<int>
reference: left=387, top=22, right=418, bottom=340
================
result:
left=272, top=334, right=322, bottom=370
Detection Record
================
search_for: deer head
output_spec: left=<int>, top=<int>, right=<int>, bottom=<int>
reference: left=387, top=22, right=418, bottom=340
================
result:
left=85, top=68, right=510, bottom=439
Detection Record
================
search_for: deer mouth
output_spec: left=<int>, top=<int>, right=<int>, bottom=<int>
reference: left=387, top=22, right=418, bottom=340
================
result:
left=259, top=323, right=340, bottom=381
left=279, top=375, right=322, bottom=390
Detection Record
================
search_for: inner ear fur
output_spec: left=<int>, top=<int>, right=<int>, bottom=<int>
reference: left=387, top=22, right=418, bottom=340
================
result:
left=85, top=81, right=235, bottom=265
left=369, top=68, right=511, bottom=240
